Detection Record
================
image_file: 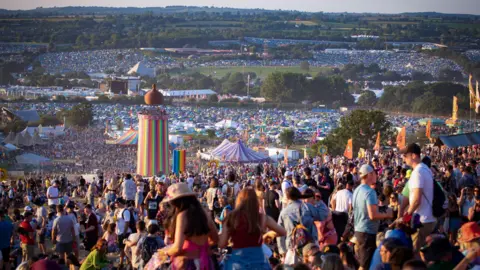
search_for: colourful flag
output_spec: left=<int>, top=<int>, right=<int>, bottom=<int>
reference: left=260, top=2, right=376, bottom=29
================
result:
left=373, top=131, right=381, bottom=151
left=358, top=148, right=366, bottom=158
left=426, top=119, right=431, bottom=139
left=284, top=147, right=289, bottom=166
left=452, top=96, right=458, bottom=122
left=469, top=74, right=476, bottom=109
left=344, top=139, right=353, bottom=160
left=396, top=127, right=406, bottom=149
left=476, top=81, right=480, bottom=114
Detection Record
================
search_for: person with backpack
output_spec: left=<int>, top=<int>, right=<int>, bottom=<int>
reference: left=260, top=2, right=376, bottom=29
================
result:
left=115, top=198, right=132, bottom=268
left=136, top=224, right=164, bottom=269
left=401, top=144, right=438, bottom=253
left=204, top=178, right=222, bottom=221
left=222, top=172, right=239, bottom=201
left=277, top=187, right=327, bottom=265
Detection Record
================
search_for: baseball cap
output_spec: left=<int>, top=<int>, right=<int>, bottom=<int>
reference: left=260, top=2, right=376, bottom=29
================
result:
left=284, top=171, right=293, bottom=177
left=24, top=206, right=33, bottom=213
left=400, top=143, right=421, bottom=155
left=458, top=222, right=480, bottom=243
left=359, top=164, right=374, bottom=178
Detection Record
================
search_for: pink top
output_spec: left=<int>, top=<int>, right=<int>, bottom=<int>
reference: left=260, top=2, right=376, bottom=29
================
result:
left=171, top=239, right=211, bottom=270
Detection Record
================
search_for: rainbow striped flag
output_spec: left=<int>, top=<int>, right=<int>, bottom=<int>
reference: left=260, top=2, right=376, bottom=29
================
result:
left=173, top=150, right=186, bottom=175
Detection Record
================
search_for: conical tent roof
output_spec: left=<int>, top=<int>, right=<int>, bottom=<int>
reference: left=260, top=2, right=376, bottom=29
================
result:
left=211, top=140, right=269, bottom=163
left=12, top=132, right=25, bottom=146
left=33, top=131, right=45, bottom=145
left=23, top=131, right=33, bottom=147
left=3, top=132, right=15, bottom=144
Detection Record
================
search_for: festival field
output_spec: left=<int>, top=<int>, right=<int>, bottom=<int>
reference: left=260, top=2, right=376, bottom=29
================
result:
left=190, top=66, right=331, bottom=78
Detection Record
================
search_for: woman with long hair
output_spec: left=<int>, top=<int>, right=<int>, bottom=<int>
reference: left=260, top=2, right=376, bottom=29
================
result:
left=219, top=188, right=286, bottom=270
left=447, top=193, right=462, bottom=244
left=156, top=183, right=218, bottom=270
left=255, top=178, right=266, bottom=213
left=79, top=239, right=110, bottom=270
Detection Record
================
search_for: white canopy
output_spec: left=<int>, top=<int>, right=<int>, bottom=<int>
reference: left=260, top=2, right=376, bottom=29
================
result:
left=215, top=120, right=239, bottom=129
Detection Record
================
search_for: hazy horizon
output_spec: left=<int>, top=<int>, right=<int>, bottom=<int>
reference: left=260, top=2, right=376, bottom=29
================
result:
left=1, top=0, right=480, bottom=15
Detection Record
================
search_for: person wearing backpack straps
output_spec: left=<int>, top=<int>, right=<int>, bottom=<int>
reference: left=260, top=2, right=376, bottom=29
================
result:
left=136, top=223, right=164, bottom=269
left=401, top=144, right=438, bottom=253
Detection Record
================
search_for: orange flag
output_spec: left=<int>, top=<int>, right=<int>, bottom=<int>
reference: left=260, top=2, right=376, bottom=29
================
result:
left=426, top=119, right=431, bottom=139
left=469, top=74, right=475, bottom=109
left=344, top=139, right=353, bottom=160
left=284, top=147, right=289, bottom=166
left=373, top=131, right=381, bottom=151
left=452, top=96, right=458, bottom=122
left=396, top=127, right=406, bottom=149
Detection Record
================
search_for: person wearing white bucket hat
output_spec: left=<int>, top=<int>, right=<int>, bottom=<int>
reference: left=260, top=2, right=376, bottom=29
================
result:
left=156, top=183, right=218, bottom=269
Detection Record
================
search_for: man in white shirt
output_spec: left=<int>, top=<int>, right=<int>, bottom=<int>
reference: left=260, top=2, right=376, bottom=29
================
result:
left=121, top=174, right=137, bottom=207
left=47, top=181, right=60, bottom=212
left=281, top=171, right=293, bottom=205
left=402, top=143, right=436, bottom=252
left=115, top=198, right=131, bottom=267
left=332, top=181, right=353, bottom=213
left=186, top=174, right=194, bottom=190
left=222, top=173, right=240, bottom=197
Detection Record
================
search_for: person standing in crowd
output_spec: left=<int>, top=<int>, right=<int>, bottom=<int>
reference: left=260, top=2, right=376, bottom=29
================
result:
left=317, top=168, right=333, bottom=206
left=135, top=175, right=145, bottom=213
left=281, top=171, right=293, bottom=205
left=303, top=167, right=317, bottom=189
left=86, top=182, right=97, bottom=207
left=402, top=144, right=437, bottom=252
left=0, top=210, right=14, bottom=270
left=205, top=178, right=222, bottom=220
left=265, top=180, right=281, bottom=221
left=219, top=188, right=285, bottom=269
left=459, top=187, right=475, bottom=220
left=104, top=177, right=118, bottom=206
left=83, top=204, right=99, bottom=251
left=121, top=174, right=136, bottom=207
left=331, top=180, right=353, bottom=241
left=19, top=211, right=35, bottom=262
left=47, top=181, right=60, bottom=212
left=222, top=172, right=240, bottom=199
left=115, top=198, right=131, bottom=268
left=353, top=164, right=393, bottom=270
left=34, top=198, right=47, bottom=255
left=214, top=195, right=231, bottom=233
left=52, top=204, right=75, bottom=264
left=468, top=194, right=480, bottom=222
left=158, top=183, right=218, bottom=269
left=277, top=187, right=328, bottom=264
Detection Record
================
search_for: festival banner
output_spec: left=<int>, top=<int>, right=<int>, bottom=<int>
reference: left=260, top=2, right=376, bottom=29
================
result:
left=373, top=131, right=381, bottom=151
left=426, top=119, right=431, bottom=139
left=344, top=139, right=353, bottom=160
left=358, top=148, right=366, bottom=159
left=396, top=127, right=406, bottom=149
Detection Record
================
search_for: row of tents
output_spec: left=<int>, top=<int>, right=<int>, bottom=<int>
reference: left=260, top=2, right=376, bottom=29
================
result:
left=3, top=130, right=45, bottom=147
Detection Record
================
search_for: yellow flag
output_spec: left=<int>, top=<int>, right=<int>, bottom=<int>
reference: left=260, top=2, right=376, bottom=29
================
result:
left=453, top=96, right=458, bottom=122
left=470, top=74, right=476, bottom=109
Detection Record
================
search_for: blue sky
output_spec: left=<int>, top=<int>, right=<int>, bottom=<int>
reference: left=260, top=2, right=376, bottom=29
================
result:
left=2, top=0, right=479, bottom=15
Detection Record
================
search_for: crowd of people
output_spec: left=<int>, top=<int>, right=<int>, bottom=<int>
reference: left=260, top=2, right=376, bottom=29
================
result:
left=0, top=140, right=479, bottom=270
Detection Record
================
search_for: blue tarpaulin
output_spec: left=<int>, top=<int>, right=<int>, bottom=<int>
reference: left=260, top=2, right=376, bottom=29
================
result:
left=438, top=132, right=480, bottom=148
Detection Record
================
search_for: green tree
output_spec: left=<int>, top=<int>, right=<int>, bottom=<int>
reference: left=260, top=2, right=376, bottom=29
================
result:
left=357, top=91, right=377, bottom=106
left=300, top=61, right=310, bottom=72
left=208, top=94, right=219, bottom=103
left=39, top=115, right=62, bottom=126
left=97, top=95, right=111, bottom=103
left=115, top=118, right=124, bottom=131
left=206, top=129, right=216, bottom=139
left=261, top=72, right=291, bottom=104
left=57, top=102, right=93, bottom=127
left=315, top=110, right=394, bottom=156
left=279, top=128, right=295, bottom=147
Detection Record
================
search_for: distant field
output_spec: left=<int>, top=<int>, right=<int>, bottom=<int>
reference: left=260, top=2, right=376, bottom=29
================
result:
left=174, top=21, right=243, bottom=26
left=0, top=16, right=105, bottom=22
left=188, top=66, right=331, bottom=78
left=369, top=21, right=419, bottom=25
left=287, top=20, right=318, bottom=26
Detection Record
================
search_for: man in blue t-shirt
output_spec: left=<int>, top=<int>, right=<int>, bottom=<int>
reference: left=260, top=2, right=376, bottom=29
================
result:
left=0, top=209, right=14, bottom=270
left=353, top=164, right=394, bottom=270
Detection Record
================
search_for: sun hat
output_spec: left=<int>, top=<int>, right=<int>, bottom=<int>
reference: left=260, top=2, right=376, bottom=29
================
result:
left=284, top=171, right=293, bottom=177
left=162, top=183, right=197, bottom=203
left=458, top=222, right=480, bottom=243
left=359, top=164, right=374, bottom=178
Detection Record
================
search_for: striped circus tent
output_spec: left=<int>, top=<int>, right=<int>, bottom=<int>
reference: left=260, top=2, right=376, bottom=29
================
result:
left=114, top=128, right=138, bottom=145
left=23, top=131, right=33, bottom=147
left=211, top=140, right=269, bottom=163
